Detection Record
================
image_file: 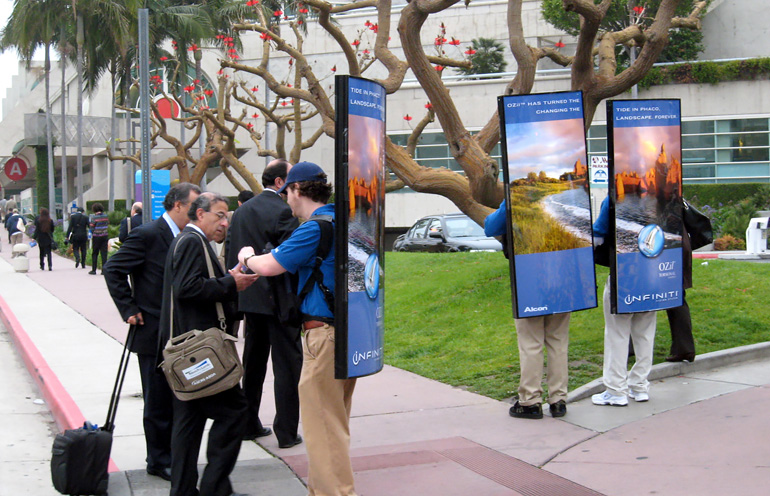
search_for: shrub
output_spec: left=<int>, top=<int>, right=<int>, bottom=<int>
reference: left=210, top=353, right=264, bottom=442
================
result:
left=714, top=235, right=746, bottom=251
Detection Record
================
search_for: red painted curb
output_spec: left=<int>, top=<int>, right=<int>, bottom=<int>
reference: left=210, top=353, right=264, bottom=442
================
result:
left=693, top=253, right=719, bottom=259
left=0, top=294, right=120, bottom=472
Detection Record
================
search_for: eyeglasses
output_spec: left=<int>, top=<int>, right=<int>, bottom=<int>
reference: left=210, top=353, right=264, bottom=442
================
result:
left=209, top=210, right=227, bottom=220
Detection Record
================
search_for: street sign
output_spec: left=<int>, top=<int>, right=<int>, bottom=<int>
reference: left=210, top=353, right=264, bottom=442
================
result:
left=4, top=157, right=29, bottom=181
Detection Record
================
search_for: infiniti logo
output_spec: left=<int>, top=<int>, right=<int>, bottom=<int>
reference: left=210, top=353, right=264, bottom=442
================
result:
left=624, top=290, right=679, bottom=306
left=352, top=347, right=383, bottom=366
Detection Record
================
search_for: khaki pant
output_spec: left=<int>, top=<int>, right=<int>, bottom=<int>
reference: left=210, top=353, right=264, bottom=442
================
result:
left=10, top=232, right=23, bottom=245
left=514, top=312, right=571, bottom=406
left=601, top=277, right=657, bottom=396
left=299, top=324, right=357, bottom=496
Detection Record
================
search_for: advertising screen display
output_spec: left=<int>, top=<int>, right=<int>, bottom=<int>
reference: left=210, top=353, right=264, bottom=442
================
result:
left=334, top=75, right=386, bottom=379
left=497, top=91, right=597, bottom=318
left=607, top=99, right=684, bottom=313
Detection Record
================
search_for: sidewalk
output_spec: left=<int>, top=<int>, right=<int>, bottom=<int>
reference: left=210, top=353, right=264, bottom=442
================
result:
left=3, top=235, right=770, bottom=495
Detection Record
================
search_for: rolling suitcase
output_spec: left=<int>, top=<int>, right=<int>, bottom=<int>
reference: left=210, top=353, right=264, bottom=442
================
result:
left=51, top=327, right=134, bottom=495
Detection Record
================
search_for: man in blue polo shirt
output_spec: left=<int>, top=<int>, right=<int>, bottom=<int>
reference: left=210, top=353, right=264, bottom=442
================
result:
left=238, top=162, right=357, bottom=496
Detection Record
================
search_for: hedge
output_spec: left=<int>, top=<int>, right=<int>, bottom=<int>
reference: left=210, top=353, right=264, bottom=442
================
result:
left=683, top=183, right=768, bottom=209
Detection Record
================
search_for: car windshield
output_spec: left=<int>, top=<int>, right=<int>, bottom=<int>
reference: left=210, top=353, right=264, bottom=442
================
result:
left=444, top=217, right=487, bottom=238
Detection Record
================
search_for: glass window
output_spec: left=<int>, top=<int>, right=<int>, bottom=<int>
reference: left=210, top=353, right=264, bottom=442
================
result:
left=682, top=120, right=714, bottom=134
left=444, top=217, right=486, bottom=238
left=682, top=149, right=715, bottom=164
left=410, top=218, right=431, bottom=238
left=427, top=219, right=443, bottom=236
left=683, top=164, right=715, bottom=178
left=682, top=134, right=715, bottom=150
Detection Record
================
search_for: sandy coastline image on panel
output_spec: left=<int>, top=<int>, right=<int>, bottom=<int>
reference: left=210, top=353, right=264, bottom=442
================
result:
left=505, top=117, right=592, bottom=255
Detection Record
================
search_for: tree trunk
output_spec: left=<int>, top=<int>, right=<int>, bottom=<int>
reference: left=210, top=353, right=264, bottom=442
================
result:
left=45, top=42, right=56, bottom=220
left=76, top=14, right=84, bottom=210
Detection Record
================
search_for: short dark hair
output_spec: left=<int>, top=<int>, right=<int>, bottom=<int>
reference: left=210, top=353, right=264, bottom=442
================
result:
left=292, top=180, right=333, bottom=204
left=188, top=192, right=228, bottom=220
left=134, top=206, right=143, bottom=215
left=262, top=159, right=291, bottom=188
left=163, top=182, right=202, bottom=211
left=92, top=202, right=104, bottom=213
left=237, top=190, right=255, bottom=204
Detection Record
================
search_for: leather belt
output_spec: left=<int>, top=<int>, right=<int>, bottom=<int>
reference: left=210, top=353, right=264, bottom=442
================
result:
left=303, top=320, right=326, bottom=331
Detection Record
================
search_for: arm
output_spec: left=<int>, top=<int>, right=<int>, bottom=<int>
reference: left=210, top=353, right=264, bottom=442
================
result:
left=103, top=229, right=147, bottom=322
left=484, top=200, right=507, bottom=237
left=172, top=236, right=239, bottom=303
left=239, top=250, right=287, bottom=277
left=118, top=218, right=128, bottom=242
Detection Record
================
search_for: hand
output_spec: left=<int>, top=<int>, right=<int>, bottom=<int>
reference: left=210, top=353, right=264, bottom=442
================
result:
left=238, top=246, right=256, bottom=266
left=127, top=312, right=144, bottom=326
left=230, top=268, right=259, bottom=291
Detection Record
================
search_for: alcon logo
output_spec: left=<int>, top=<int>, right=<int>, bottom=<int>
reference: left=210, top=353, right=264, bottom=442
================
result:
left=524, top=306, right=548, bottom=312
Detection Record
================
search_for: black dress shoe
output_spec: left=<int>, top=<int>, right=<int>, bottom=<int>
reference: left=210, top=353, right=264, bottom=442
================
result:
left=88, top=270, right=97, bottom=275
left=509, top=401, right=543, bottom=419
left=278, top=435, right=303, bottom=449
left=665, top=352, right=695, bottom=363
left=146, top=466, right=172, bottom=481
left=243, top=426, right=272, bottom=441
left=549, top=400, right=567, bottom=418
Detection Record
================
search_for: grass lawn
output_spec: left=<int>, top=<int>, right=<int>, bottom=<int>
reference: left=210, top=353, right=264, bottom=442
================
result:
left=384, top=252, right=770, bottom=401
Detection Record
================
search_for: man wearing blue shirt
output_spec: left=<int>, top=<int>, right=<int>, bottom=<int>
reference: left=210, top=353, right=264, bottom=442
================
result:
left=485, top=200, right=570, bottom=419
left=238, top=162, right=357, bottom=496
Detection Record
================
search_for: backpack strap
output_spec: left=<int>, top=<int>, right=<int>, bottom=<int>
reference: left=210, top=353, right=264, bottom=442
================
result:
left=297, top=215, right=335, bottom=319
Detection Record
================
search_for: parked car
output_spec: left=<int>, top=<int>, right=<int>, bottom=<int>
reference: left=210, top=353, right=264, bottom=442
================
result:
left=393, top=213, right=502, bottom=252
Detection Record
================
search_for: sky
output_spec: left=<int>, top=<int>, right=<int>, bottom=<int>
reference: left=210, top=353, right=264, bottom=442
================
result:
left=0, top=0, right=18, bottom=106
left=505, top=117, right=587, bottom=180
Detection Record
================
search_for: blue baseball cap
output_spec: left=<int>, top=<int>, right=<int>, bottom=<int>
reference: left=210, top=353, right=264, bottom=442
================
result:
left=276, top=161, right=327, bottom=194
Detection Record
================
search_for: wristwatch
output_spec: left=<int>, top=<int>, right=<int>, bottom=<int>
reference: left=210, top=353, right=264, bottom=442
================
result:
left=243, top=254, right=256, bottom=268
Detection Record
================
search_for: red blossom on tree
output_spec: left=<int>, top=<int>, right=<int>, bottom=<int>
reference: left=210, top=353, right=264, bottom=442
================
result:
left=434, top=65, right=444, bottom=71
left=246, top=0, right=259, bottom=5
left=371, top=24, right=379, bottom=33
left=434, top=37, right=447, bottom=46
left=425, top=102, right=432, bottom=109
left=204, top=89, right=214, bottom=96
left=159, top=56, right=168, bottom=61
left=247, top=123, right=254, bottom=129
left=252, top=113, right=259, bottom=118
left=352, top=39, right=360, bottom=46
left=183, top=85, right=195, bottom=92
left=299, top=7, right=308, bottom=14
left=188, top=43, right=198, bottom=52
left=260, top=32, right=272, bottom=41
left=251, top=86, right=259, bottom=92
left=331, top=65, right=337, bottom=72
left=193, top=79, right=201, bottom=85
left=633, top=5, right=644, bottom=15
left=464, top=49, right=476, bottom=55
left=273, top=9, right=282, bottom=16
left=555, top=40, right=565, bottom=48
left=448, top=38, right=461, bottom=46
left=404, top=114, right=413, bottom=121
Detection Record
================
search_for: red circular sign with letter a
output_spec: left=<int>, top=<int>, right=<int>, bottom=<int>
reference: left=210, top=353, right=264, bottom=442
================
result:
left=4, top=156, right=28, bottom=181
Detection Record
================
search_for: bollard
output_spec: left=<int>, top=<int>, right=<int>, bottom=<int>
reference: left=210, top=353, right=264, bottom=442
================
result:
left=11, top=243, right=30, bottom=272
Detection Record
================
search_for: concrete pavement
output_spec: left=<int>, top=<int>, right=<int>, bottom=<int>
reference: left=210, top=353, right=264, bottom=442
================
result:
left=2, top=233, right=770, bottom=496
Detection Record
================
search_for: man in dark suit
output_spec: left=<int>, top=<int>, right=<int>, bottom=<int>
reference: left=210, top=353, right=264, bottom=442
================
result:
left=119, top=201, right=144, bottom=242
left=226, top=159, right=303, bottom=448
left=159, top=192, right=257, bottom=496
left=102, top=183, right=201, bottom=481
left=66, top=207, right=90, bottom=268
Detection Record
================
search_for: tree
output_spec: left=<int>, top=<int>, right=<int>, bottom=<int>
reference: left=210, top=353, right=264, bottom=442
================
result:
left=1, top=0, right=69, bottom=219
left=541, top=0, right=705, bottom=65
left=455, top=37, right=507, bottom=79
left=211, top=0, right=705, bottom=226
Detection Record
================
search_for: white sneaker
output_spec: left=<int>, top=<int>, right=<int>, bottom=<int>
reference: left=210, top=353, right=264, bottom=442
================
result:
left=628, top=390, right=649, bottom=402
left=591, top=391, right=628, bottom=406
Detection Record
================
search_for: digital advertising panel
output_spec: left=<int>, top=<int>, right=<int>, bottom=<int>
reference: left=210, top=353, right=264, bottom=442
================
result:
left=497, top=91, right=597, bottom=319
left=607, top=99, right=684, bottom=314
left=334, top=75, right=386, bottom=379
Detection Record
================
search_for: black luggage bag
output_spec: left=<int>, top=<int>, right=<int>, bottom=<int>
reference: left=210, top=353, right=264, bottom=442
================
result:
left=51, top=328, right=134, bottom=495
